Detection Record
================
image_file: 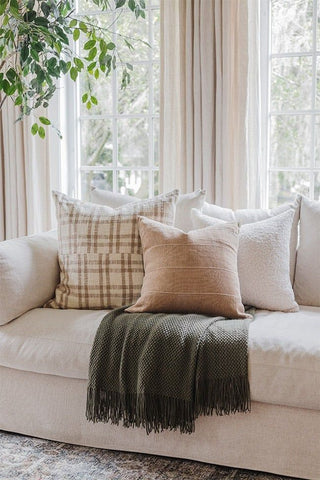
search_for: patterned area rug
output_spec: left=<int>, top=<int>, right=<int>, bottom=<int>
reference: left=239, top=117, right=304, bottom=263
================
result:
left=0, top=431, right=301, bottom=480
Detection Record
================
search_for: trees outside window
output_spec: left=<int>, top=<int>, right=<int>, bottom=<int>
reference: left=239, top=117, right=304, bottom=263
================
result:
left=262, top=0, right=320, bottom=207
left=72, top=0, right=160, bottom=201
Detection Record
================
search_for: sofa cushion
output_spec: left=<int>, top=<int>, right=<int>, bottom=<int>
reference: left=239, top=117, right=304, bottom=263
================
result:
left=249, top=306, right=320, bottom=411
left=0, top=308, right=108, bottom=379
left=126, top=216, right=248, bottom=318
left=48, top=190, right=178, bottom=310
left=294, top=196, right=320, bottom=306
left=191, top=208, right=298, bottom=312
left=91, top=187, right=136, bottom=208
left=0, top=306, right=319, bottom=411
left=90, top=188, right=206, bottom=232
left=202, top=196, right=301, bottom=284
left=0, top=231, right=59, bottom=325
left=174, top=189, right=206, bottom=232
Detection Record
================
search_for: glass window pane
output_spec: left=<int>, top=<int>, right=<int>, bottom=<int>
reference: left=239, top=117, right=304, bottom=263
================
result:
left=80, top=73, right=113, bottom=116
left=314, top=116, right=320, bottom=167
left=152, top=9, right=160, bottom=60
left=269, top=171, right=310, bottom=207
left=270, top=115, right=311, bottom=168
left=118, top=64, right=149, bottom=114
left=81, top=170, right=113, bottom=201
left=271, top=0, right=313, bottom=54
left=118, top=118, right=149, bottom=167
left=314, top=173, right=320, bottom=200
left=271, top=57, right=312, bottom=111
left=81, top=119, right=113, bottom=166
left=153, top=62, right=159, bottom=114
left=154, top=170, right=159, bottom=196
left=153, top=117, right=159, bottom=167
left=78, top=0, right=104, bottom=13
left=315, top=58, right=320, bottom=109
left=116, top=13, right=149, bottom=62
left=117, top=170, right=149, bottom=198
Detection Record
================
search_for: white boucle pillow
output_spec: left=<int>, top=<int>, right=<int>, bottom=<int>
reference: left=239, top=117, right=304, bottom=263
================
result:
left=201, top=197, right=301, bottom=284
left=191, top=208, right=298, bottom=312
left=294, top=197, right=320, bottom=306
left=0, top=230, right=59, bottom=325
left=90, top=187, right=206, bottom=232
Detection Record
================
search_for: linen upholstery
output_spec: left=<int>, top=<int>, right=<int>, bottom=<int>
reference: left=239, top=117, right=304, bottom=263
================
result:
left=0, top=230, right=59, bottom=325
left=1, top=368, right=319, bottom=480
left=192, top=208, right=298, bottom=312
left=294, top=196, right=320, bottom=306
left=0, top=306, right=320, bottom=411
left=48, top=190, right=178, bottom=310
left=127, top=216, right=248, bottom=318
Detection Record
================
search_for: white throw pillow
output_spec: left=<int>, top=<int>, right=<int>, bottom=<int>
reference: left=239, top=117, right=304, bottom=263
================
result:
left=174, top=189, right=206, bottom=232
left=91, top=187, right=206, bottom=232
left=201, top=197, right=301, bottom=284
left=202, top=201, right=235, bottom=221
left=0, top=231, right=59, bottom=325
left=294, top=197, right=320, bottom=306
left=191, top=208, right=298, bottom=312
left=90, top=187, right=137, bottom=208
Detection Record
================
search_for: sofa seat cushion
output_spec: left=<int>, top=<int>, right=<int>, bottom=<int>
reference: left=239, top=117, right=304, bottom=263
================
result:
left=0, top=307, right=319, bottom=411
left=0, top=308, right=109, bottom=380
left=249, top=307, right=320, bottom=411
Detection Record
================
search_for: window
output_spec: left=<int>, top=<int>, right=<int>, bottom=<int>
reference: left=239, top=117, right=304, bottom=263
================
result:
left=64, top=0, right=160, bottom=201
left=262, top=0, right=320, bottom=207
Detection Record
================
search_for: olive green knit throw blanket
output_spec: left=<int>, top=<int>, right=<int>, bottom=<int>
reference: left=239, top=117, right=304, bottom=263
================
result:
left=86, top=307, right=252, bottom=434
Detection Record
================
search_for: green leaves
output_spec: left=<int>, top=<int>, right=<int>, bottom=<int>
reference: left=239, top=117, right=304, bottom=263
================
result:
left=39, top=116, right=51, bottom=125
left=73, top=28, right=80, bottom=41
left=115, top=0, right=126, bottom=8
left=31, top=123, right=38, bottom=135
left=70, top=67, right=78, bottom=82
left=38, top=126, right=46, bottom=139
left=0, top=0, right=146, bottom=139
left=84, top=40, right=96, bottom=50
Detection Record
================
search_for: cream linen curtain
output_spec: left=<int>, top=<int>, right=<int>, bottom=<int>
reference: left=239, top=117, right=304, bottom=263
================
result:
left=0, top=97, right=59, bottom=241
left=160, top=0, right=261, bottom=209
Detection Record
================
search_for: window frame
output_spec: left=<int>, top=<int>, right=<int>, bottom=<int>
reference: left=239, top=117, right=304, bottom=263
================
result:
left=61, top=1, right=160, bottom=200
left=261, top=0, right=320, bottom=207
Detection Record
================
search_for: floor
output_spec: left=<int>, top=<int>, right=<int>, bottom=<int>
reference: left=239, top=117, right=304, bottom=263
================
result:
left=0, top=431, right=302, bottom=480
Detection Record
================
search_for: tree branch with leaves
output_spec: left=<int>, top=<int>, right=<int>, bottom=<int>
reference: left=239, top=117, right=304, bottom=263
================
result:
left=0, top=0, right=146, bottom=137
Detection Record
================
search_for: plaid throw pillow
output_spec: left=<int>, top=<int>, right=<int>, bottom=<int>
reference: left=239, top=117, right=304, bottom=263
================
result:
left=47, top=190, right=178, bottom=309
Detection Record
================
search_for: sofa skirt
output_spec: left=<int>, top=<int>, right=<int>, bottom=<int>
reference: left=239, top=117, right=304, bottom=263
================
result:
left=0, top=365, right=319, bottom=479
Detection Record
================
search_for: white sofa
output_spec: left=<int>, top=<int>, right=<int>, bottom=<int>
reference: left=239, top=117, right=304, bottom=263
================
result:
left=0, top=205, right=320, bottom=479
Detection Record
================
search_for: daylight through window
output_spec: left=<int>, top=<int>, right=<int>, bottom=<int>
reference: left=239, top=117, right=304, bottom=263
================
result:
left=264, top=0, right=320, bottom=207
left=74, top=0, right=160, bottom=201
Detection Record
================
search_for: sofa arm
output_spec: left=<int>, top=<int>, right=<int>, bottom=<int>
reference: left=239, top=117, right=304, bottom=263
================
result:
left=0, top=230, right=59, bottom=325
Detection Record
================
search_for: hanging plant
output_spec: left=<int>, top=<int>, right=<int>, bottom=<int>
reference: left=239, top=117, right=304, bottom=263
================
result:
left=0, top=0, right=146, bottom=137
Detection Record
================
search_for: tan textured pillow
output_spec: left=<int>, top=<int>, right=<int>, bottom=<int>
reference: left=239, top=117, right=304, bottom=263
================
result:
left=47, top=190, right=178, bottom=310
left=127, top=217, right=248, bottom=318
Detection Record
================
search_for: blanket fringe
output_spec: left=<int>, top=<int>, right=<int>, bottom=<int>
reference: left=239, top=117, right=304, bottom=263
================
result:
left=195, top=375, right=251, bottom=416
left=86, top=388, right=195, bottom=434
left=86, top=376, right=250, bottom=435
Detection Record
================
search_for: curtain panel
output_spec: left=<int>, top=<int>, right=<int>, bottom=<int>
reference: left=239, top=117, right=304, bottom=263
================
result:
left=0, top=97, right=59, bottom=241
left=160, top=0, right=261, bottom=209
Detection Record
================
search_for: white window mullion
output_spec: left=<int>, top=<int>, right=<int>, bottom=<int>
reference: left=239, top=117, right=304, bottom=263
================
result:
left=260, top=0, right=271, bottom=208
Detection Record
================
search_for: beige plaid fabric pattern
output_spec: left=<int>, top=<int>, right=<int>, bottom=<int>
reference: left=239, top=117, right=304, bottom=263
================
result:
left=47, top=190, right=178, bottom=310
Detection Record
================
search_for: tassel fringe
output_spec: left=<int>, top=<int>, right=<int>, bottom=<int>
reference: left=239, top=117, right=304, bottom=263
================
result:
left=86, top=376, right=250, bottom=435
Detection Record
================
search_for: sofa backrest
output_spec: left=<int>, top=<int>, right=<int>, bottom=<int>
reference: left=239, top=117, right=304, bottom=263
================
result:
left=0, top=230, right=59, bottom=325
